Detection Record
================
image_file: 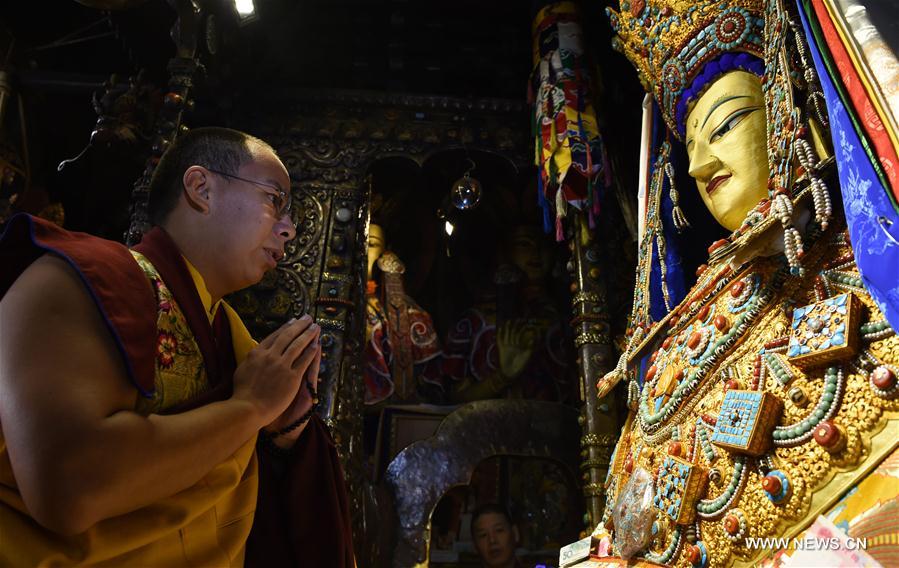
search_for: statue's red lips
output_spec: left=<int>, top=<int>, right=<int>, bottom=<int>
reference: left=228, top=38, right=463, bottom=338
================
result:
left=706, top=174, right=732, bottom=196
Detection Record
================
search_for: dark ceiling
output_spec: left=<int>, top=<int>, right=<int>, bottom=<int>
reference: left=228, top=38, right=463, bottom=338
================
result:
left=2, top=0, right=536, bottom=99
left=231, top=0, right=534, bottom=98
left=1, top=0, right=644, bottom=236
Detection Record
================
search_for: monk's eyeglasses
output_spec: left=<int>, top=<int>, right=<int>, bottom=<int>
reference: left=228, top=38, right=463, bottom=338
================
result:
left=207, top=169, right=292, bottom=218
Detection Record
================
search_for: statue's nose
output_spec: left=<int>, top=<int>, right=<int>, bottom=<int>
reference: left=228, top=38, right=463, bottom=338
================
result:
left=688, top=141, right=721, bottom=183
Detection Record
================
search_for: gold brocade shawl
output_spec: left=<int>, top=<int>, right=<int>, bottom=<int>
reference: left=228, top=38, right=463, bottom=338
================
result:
left=0, top=253, right=259, bottom=567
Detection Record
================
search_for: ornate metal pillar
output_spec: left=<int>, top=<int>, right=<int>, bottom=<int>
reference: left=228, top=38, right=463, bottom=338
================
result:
left=570, top=212, right=618, bottom=529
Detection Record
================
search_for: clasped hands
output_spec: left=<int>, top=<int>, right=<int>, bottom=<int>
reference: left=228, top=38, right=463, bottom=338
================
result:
left=232, top=314, right=322, bottom=447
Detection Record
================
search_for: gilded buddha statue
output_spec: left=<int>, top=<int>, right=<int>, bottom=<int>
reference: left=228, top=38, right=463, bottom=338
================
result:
left=590, top=0, right=899, bottom=566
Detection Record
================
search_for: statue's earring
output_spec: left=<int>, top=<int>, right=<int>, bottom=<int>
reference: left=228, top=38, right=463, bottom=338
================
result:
left=665, top=161, right=690, bottom=231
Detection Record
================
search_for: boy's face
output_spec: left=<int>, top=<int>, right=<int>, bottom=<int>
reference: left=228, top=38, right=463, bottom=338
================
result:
left=473, top=512, right=518, bottom=567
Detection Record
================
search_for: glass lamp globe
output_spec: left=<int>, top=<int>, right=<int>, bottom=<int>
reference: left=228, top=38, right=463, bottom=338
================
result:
left=450, top=173, right=482, bottom=210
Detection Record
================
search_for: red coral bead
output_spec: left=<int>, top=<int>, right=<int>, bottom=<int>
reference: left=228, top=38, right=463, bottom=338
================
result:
left=814, top=420, right=845, bottom=451
left=631, top=0, right=645, bottom=16
left=724, top=514, right=740, bottom=535
left=762, top=475, right=782, bottom=495
left=687, top=332, right=702, bottom=350
left=686, top=544, right=702, bottom=565
left=714, top=315, right=730, bottom=332
left=872, top=366, right=897, bottom=390
left=708, top=238, right=729, bottom=254
left=697, top=305, right=710, bottom=321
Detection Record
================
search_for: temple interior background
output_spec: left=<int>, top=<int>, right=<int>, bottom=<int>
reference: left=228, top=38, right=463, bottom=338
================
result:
left=3, top=1, right=898, bottom=567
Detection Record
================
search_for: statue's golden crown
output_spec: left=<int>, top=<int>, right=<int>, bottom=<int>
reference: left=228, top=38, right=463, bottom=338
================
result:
left=607, top=0, right=765, bottom=137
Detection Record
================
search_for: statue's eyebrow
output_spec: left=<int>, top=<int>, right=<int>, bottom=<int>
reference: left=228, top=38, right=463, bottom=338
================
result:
left=702, top=95, right=751, bottom=130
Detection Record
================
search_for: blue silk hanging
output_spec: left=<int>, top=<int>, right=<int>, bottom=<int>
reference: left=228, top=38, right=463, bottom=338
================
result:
left=796, top=1, right=899, bottom=331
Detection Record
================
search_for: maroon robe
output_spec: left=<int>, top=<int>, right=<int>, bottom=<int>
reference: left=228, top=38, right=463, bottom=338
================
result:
left=0, top=213, right=354, bottom=567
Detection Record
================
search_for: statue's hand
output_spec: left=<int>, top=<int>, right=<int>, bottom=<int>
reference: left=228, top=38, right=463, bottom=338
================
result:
left=497, top=319, right=538, bottom=380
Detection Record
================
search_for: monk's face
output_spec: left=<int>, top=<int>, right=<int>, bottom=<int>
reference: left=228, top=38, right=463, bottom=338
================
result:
left=685, top=70, right=769, bottom=231
left=212, top=147, right=294, bottom=290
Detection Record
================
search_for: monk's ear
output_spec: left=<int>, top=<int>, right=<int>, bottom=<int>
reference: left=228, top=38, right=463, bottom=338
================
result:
left=182, top=166, right=211, bottom=213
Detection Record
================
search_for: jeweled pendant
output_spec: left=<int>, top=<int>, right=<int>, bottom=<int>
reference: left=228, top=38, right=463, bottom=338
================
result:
left=611, top=467, right=656, bottom=559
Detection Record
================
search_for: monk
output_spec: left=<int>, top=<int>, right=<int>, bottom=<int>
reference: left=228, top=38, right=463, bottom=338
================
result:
left=0, top=127, right=353, bottom=566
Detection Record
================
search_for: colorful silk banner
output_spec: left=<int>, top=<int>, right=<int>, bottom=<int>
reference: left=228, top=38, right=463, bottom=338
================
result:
left=798, top=0, right=899, bottom=331
left=530, top=2, right=609, bottom=239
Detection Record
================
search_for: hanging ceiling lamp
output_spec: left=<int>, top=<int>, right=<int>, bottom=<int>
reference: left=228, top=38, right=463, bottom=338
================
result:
left=450, top=157, right=481, bottom=210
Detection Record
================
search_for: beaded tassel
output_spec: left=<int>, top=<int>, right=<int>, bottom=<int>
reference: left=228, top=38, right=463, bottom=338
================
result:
left=794, top=136, right=832, bottom=230
left=773, top=192, right=804, bottom=275
left=788, top=17, right=829, bottom=128
left=665, top=161, right=691, bottom=231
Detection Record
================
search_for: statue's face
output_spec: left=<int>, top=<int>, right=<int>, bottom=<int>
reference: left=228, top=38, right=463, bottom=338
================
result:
left=685, top=70, right=769, bottom=231
left=507, top=225, right=550, bottom=284
left=367, top=223, right=385, bottom=279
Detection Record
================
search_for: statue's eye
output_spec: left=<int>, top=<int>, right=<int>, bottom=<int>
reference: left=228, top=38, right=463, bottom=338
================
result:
left=710, top=107, right=759, bottom=143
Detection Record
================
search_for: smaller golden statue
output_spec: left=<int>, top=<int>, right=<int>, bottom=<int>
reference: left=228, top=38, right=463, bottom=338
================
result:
left=363, top=222, right=442, bottom=405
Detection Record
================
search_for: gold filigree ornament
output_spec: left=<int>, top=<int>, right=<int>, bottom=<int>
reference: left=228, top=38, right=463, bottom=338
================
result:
left=598, top=240, right=899, bottom=568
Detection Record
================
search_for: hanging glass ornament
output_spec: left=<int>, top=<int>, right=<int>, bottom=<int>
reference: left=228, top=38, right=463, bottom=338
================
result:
left=450, top=172, right=482, bottom=210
